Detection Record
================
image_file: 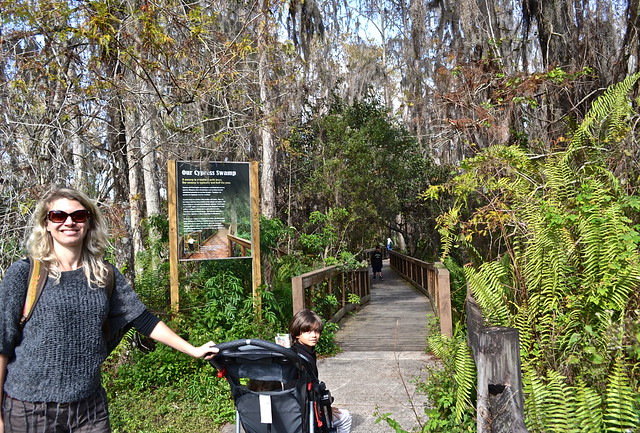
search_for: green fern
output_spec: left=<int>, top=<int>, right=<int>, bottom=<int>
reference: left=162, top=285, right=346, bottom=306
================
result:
left=543, top=370, right=580, bottom=433
left=569, top=72, right=640, bottom=151
left=452, top=342, right=476, bottom=423
left=603, top=357, right=638, bottom=432
left=464, top=261, right=511, bottom=326
left=574, top=380, right=604, bottom=432
left=427, top=332, right=449, bottom=360
left=430, top=75, right=640, bottom=433
left=427, top=333, right=476, bottom=425
left=523, top=368, right=607, bottom=433
left=512, top=303, right=535, bottom=359
left=522, top=367, right=551, bottom=431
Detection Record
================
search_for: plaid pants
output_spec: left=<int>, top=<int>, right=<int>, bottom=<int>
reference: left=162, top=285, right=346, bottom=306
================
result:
left=2, top=388, right=110, bottom=433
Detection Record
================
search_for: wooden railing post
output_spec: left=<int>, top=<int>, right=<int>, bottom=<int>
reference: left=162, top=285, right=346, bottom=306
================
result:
left=435, top=263, right=452, bottom=337
left=467, top=294, right=528, bottom=433
left=292, top=275, right=304, bottom=315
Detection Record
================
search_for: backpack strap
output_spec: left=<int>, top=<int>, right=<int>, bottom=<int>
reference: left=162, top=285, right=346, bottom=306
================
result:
left=20, top=259, right=115, bottom=329
left=104, top=262, right=115, bottom=298
left=20, top=257, right=48, bottom=328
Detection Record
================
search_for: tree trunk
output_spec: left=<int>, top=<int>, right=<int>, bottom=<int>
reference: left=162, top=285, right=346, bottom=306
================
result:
left=395, top=214, right=407, bottom=252
left=107, top=93, right=136, bottom=281
left=534, top=0, right=575, bottom=69
left=259, top=1, right=275, bottom=219
left=467, top=295, right=528, bottom=433
left=140, top=80, right=161, bottom=221
left=71, top=116, right=88, bottom=192
left=620, top=0, right=640, bottom=81
left=122, top=90, right=146, bottom=258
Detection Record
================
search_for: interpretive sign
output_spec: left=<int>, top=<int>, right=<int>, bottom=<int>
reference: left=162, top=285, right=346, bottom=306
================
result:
left=176, top=161, right=251, bottom=260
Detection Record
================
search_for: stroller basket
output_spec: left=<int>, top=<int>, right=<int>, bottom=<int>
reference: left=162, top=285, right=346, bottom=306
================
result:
left=210, top=339, right=317, bottom=433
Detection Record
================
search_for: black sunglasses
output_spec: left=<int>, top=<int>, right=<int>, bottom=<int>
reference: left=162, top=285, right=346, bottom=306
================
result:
left=47, top=209, right=91, bottom=224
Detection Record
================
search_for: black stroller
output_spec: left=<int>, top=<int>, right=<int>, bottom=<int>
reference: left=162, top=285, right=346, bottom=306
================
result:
left=209, top=339, right=335, bottom=433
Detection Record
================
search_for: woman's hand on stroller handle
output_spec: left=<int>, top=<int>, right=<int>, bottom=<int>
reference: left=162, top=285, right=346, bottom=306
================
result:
left=194, top=340, right=219, bottom=360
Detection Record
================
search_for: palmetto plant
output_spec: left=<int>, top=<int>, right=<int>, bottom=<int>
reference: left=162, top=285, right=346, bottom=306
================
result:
left=427, top=74, right=640, bottom=432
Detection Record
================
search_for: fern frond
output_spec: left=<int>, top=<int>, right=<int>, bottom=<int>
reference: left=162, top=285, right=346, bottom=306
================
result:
left=523, top=366, right=551, bottom=431
left=575, top=184, right=640, bottom=312
left=524, top=216, right=572, bottom=317
left=427, top=333, right=449, bottom=360
left=426, top=333, right=477, bottom=426
left=524, top=368, right=587, bottom=433
left=544, top=153, right=579, bottom=207
left=521, top=163, right=576, bottom=314
left=512, top=303, right=535, bottom=359
left=453, top=342, right=476, bottom=424
left=603, top=356, right=638, bottom=432
left=570, top=72, right=640, bottom=150
left=543, top=370, right=580, bottom=432
left=465, top=261, right=511, bottom=326
left=435, top=206, right=461, bottom=260
left=574, top=380, right=604, bottom=432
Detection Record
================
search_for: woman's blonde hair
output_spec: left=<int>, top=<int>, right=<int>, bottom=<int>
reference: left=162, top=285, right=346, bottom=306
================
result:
left=27, top=187, right=111, bottom=287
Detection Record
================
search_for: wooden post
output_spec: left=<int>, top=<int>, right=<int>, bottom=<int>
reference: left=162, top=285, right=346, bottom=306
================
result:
left=489, top=384, right=529, bottom=432
left=436, top=263, right=452, bottom=337
left=476, top=327, right=527, bottom=433
left=467, top=294, right=528, bottom=433
left=167, top=160, right=180, bottom=312
left=292, top=275, right=304, bottom=315
left=250, top=161, right=262, bottom=317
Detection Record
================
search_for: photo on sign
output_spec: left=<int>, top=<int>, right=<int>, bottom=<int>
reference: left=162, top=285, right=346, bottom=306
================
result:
left=176, top=161, right=251, bottom=261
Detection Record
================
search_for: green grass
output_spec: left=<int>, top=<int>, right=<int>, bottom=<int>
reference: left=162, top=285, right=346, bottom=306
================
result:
left=108, top=375, right=235, bottom=433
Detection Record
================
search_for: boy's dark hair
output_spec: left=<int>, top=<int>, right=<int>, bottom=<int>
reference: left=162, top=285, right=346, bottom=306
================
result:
left=289, top=309, right=324, bottom=341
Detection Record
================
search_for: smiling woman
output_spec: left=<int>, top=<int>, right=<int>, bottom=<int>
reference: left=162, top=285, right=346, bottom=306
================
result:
left=0, top=187, right=218, bottom=433
left=27, top=188, right=110, bottom=286
left=45, top=198, right=92, bottom=265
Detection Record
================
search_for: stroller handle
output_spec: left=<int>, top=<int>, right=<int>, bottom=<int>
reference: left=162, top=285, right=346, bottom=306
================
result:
left=213, top=338, right=303, bottom=366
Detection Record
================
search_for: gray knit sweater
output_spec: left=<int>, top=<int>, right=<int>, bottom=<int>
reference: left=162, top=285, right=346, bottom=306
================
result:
left=0, top=259, right=148, bottom=403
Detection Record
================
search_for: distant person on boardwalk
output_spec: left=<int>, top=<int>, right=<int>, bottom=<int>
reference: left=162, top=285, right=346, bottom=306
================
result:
left=371, top=245, right=383, bottom=280
left=386, top=237, right=393, bottom=257
left=289, top=309, right=352, bottom=433
left=0, top=187, right=218, bottom=433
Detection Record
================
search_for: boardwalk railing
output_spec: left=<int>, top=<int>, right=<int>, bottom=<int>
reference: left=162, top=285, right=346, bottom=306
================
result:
left=389, top=250, right=452, bottom=337
left=291, top=266, right=370, bottom=321
left=227, top=234, right=251, bottom=257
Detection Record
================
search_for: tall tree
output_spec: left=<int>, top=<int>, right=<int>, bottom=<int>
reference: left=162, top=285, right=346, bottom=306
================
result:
left=259, top=0, right=278, bottom=218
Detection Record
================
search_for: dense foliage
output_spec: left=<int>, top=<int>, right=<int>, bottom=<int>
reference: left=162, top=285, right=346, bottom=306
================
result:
left=421, top=76, right=640, bottom=432
left=283, top=96, right=449, bottom=257
left=102, top=216, right=345, bottom=432
left=2, top=0, right=640, bottom=431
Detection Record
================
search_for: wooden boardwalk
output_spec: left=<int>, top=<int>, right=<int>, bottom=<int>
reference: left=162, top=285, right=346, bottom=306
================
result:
left=333, top=262, right=434, bottom=351
left=317, top=261, right=440, bottom=432
left=221, top=261, right=440, bottom=433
